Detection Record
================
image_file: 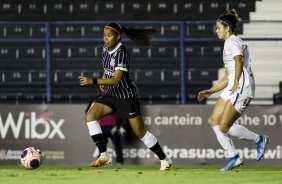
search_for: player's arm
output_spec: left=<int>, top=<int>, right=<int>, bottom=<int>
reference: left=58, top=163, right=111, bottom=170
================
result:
left=209, top=68, right=228, bottom=93
left=79, top=69, right=124, bottom=86
left=96, top=69, right=124, bottom=86
left=230, top=55, right=243, bottom=94
left=197, top=68, right=228, bottom=101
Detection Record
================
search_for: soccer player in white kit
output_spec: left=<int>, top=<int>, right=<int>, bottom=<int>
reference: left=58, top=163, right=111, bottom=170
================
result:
left=197, top=9, right=270, bottom=171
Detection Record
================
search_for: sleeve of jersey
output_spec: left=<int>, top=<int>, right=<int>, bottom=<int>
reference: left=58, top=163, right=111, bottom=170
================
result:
left=226, top=39, right=243, bottom=58
left=115, top=50, right=129, bottom=72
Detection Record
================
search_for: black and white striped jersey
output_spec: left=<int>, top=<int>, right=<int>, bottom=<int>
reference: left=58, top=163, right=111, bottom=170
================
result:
left=101, top=42, right=140, bottom=99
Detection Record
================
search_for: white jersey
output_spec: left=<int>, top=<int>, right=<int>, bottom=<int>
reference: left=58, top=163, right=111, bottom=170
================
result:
left=223, top=35, right=255, bottom=98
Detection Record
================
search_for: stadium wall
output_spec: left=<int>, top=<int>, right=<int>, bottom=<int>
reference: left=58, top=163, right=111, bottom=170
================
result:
left=0, top=104, right=281, bottom=166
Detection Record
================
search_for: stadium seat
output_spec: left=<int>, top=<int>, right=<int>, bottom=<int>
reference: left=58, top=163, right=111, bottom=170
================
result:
left=0, top=1, right=18, bottom=14
left=148, top=2, right=174, bottom=14
left=187, top=68, right=218, bottom=85
left=123, top=2, right=149, bottom=14
left=273, top=92, right=282, bottom=104
left=46, top=1, right=71, bottom=14
left=133, top=69, right=163, bottom=84
left=96, top=2, right=122, bottom=14
left=20, top=2, right=45, bottom=14
left=71, top=2, right=95, bottom=14
left=162, top=69, right=181, bottom=84
left=53, top=70, right=83, bottom=84
left=2, top=71, right=31, bottom=83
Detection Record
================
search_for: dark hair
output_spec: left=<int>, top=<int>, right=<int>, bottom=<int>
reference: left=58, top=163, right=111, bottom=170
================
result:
left=218, top=9, right=241, bottom=31
left=105, top=22, right=158, bottom=46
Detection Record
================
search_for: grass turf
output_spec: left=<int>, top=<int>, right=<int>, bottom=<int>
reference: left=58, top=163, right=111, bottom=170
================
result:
left=1, top=165, right=282, bottom=184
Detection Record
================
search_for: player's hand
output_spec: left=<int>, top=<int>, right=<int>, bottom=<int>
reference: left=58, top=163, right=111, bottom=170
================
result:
left=229, top=81, right=240, bottom=94
left=100, top=85, right=105, bottom=90
left=78, top=76, right=93, bottom=86
left=197, top=90, right=212, bottom=101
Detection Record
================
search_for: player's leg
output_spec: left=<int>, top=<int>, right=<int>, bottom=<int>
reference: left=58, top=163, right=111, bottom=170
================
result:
left=209, top=97, right=242, bottom=171
left=226, top=96, right=270, bottom=161
left=110, top=130, right=124, bottom=165
left=210, top=97, right=238, bottom=158
left=128, top=115, right=172, bottom=171
left=218, top=100, right=244, bottom=171
left=86, top=102, right=113, bottom=167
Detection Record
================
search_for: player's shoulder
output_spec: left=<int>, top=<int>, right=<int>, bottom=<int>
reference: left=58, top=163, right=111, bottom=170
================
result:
left=225, top=35, right=243, bottom=46
left=118, top=44, right=128, bottom=52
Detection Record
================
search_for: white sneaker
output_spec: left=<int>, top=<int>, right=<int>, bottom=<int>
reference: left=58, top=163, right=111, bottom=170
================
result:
left=90, top=153, right=112, bottom=167
left=160, top=158, right=172, bottom=171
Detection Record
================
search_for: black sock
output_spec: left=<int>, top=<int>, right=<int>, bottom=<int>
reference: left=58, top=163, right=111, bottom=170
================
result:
left=91, top=134, right=107, bottom=153
left=149, top=142, right=166, bottom=160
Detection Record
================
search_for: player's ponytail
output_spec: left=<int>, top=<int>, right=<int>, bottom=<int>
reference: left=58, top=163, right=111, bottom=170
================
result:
left=105, top=22, right=157, bottom=46
left=121, top=26, right=157, bottom=46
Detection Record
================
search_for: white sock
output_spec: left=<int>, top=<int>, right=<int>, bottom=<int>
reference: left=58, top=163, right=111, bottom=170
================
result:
left=228, top=124, right=259, bottom=142
left=86, top=121, right=102, bottom=136
left=141, top=131, right=158, bottom=148
left=212, top=125, right=237, bottom=157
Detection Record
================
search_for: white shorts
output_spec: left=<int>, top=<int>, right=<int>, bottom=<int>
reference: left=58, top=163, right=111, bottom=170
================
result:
left=219, top=88, right=252, bottom=114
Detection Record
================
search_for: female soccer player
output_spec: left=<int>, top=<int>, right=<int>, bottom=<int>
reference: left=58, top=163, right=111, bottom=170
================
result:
left=78, top=22, right=172, bottom=171
left=197, top=10, right=269, bottom=171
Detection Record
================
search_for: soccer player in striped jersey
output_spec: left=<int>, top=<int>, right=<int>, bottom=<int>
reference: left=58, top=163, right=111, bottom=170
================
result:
left=197, top=10, right=269, bottom=171
left=79, top=23, right=172, bottom=171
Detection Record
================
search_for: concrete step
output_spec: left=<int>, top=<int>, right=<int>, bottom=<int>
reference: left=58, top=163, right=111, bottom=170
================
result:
left=256, top=1, right=282, bottom=12
left=250, top=12, right=282, bottom=20
left=238, top=22, right=282, bottom=37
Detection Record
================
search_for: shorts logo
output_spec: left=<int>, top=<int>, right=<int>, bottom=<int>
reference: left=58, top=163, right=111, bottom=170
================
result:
left=129, top=112, right=135, bottom=115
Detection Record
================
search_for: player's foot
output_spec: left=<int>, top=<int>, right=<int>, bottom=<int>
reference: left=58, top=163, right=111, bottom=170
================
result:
left=160, top=157, right=172, bottom=171
left=256, top=135, right=270, bottom=161
left=90, top=153, right=112, bottom=167
left=220, top=154, right=243, bottom=172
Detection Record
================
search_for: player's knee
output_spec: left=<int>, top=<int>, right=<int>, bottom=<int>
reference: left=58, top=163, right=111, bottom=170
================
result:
left=85, top=112, right=96, bottom=122
left=219, top=125, right=229, bottom=133
left=209, top=116, right=219, bottom=127
left=135, top=129, right=146, bottom=139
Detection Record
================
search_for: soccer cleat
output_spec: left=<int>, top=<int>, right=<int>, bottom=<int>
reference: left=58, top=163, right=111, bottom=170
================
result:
left=160, top=158, right=173, bottom=171
left=256, top=135, right=270, bottom=161
left=90, top=154, right=112, bottom=167
left=220, top=154, right=243, bottom=172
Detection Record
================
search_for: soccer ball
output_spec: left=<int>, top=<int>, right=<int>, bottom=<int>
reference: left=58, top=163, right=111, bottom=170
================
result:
left=20, top=147, right=43, bottom=169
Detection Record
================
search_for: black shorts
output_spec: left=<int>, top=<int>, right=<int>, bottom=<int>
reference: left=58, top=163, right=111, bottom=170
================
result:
left=94, top=94, right=142, bottom=119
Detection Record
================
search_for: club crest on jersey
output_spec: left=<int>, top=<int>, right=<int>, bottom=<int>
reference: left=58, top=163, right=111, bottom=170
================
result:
left=110, top=58, right=115, bottom=66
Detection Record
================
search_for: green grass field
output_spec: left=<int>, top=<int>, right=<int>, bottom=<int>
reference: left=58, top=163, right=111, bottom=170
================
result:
left=1, top=165, right=282, bottom=184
